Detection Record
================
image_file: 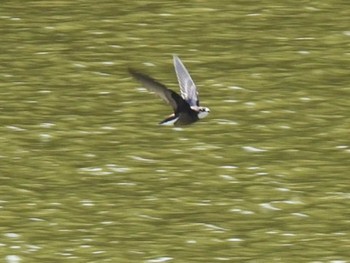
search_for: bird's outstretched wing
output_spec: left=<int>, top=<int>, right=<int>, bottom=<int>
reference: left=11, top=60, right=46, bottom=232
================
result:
left=128, top=68, right=191, bottom=113
left=173, top=55, right=199, bottom=107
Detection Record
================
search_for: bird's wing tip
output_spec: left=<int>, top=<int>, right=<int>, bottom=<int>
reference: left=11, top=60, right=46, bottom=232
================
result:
left=127, top=67, right=136, bottom=75
left=173, top=54, right=181, bottom=62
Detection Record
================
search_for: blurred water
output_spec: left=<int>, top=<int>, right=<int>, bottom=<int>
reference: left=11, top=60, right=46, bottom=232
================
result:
left=1, top=0, right=349, bottom=262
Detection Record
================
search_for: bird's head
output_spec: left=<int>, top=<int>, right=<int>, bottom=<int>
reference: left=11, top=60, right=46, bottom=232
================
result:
left=197, top=107, right=210, bottom=119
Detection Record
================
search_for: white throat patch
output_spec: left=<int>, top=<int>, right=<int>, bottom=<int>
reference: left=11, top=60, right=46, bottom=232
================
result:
left=198, top=110, right=209, bottom=119
left=192, top=106, right=210, bottom=119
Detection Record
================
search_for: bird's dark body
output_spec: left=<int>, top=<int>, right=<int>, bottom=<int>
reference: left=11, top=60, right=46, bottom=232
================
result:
left=128, top=56, right=210, bottom=126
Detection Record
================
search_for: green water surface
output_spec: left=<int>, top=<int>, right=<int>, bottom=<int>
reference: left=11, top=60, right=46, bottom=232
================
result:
left=0, top=0, right=349, bottom=262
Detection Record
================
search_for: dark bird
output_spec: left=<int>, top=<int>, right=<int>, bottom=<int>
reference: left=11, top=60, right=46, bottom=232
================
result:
left=128, top=55, right=210, bottom=126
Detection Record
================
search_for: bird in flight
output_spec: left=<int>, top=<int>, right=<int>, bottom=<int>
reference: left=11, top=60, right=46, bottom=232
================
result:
left=128, top=55, right=210, bottom=126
